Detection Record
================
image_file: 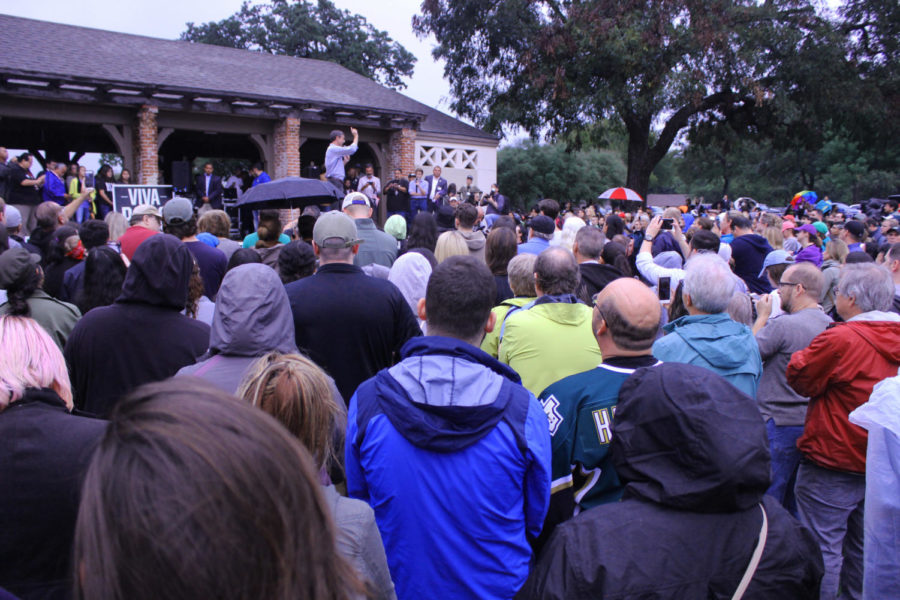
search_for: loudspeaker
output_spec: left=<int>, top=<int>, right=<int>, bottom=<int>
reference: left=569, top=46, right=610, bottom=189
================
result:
left=172, top=161, right=191, bottom=191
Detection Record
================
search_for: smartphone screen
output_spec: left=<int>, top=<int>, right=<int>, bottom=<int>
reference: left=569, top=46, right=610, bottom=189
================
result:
left=85, top=171, right=95, bottom=188
left=661, top=218, right=673, bottom=230
left=658, top=277, right=671, bottom=302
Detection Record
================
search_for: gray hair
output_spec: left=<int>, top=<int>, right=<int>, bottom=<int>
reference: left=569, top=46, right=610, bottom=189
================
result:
left=837, top=263, right=894, bottom=313
left=531, top=230, right=553, bottom=241
left=683, top=253, right=735, bottom=314
left=535, top=247, right=579, bottom=295
left=574, top=226, right=604, bottom=260
left=507, top=254, right=537, bottom=297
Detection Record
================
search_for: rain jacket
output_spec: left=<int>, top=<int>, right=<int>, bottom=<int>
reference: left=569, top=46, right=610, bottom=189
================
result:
left=519, top=363, right=824, bottom=600
left=653, top=312, right=762, bottom=398
left=499, top=296, right=602, bottom=396
left=346, top=336, right=551, bottom=600
left=176, top=264, right=297, bottom=394
left=480, top=296, right=535, bottom=359
left=788, top=312, right=900, bottom=473
left=65, top=234, right=210, bottom=417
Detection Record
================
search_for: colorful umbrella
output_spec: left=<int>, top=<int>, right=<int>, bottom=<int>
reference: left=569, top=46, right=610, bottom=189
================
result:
left=598, top=187, right=643, bottom=202
left=790, top=190, right=817, bottom=210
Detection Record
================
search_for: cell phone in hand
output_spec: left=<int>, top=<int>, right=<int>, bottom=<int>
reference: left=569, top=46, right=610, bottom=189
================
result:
left=658, top=277, right=671, bottom=302
left=85, top=171, right=95, bottom=188
left=661, top=218, right=674, bottom=230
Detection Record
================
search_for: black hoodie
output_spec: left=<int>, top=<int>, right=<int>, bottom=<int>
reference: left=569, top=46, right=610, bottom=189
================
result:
left=576, top=262, right=624, bottom=304
left=519, top=363, right=823, bottom=600
left=64, top=234, right=210, bottom=417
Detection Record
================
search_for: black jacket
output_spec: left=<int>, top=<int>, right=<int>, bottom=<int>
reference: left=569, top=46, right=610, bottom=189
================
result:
left=518, top=363, right=823, bottom=600
left=0, top=388, right=106, bottom=600
left=64, top=234, right=209, bottom=417
left=285, top=262, right=421, bottom=402
left=193, top=173, right=224, bottom=209
left=576, top=262, right=624, bottom=304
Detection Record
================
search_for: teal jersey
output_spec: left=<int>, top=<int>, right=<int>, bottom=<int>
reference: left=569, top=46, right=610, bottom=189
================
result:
left=536, top=359, right=662, bottom=549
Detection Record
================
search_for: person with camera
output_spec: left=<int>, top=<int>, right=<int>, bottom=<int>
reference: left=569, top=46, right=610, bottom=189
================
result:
left=384, top=168, right=409, bottom=222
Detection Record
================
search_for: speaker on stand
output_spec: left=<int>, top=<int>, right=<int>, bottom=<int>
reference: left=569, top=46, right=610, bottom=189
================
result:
left=171, top=161, right=191, bottom=196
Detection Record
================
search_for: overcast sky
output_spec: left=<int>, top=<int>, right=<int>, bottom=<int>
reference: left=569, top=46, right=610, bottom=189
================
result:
left=6, top=0, right=450, bottom=111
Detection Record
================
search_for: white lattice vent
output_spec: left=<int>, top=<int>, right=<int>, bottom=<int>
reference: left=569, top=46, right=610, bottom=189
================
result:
left=417, top=145, right=479, bottom=169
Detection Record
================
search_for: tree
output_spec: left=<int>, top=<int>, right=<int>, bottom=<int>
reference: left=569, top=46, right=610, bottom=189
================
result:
left=414, top=0, right=840, bottom=200
left=182, top=0, right=416, bottom=90
left=497, top=142, right=625, bottom=210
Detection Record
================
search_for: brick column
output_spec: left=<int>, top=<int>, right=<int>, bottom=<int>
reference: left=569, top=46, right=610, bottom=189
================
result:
left=134, top=105, right=159, bottom=185
left=388, top=127, right=416, bottom=177
left=273, top=116, right=302, bottom=226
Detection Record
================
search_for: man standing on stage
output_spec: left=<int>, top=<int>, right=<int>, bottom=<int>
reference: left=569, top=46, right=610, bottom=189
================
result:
left=325, top=127, right=358, bottom=196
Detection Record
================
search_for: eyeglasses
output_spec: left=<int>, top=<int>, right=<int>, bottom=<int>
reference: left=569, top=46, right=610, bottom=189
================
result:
left=778, top=281, right=801, bottom=288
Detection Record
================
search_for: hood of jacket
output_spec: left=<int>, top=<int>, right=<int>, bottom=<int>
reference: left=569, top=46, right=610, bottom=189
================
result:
left=117, top=233, right=192, bottom=309
left=579, top=263, right=623, bottom=289
left=458, top=229, right=486, bottom=252
left=662, top=313, right=756, bottom=371
left=366, top=336, right=526, bottom=452
left=209, top=263, right=296, bottom=356
left=840, top=319, right=900, bottom=363
left=611, top=362, right=770, bottom=512
left=525, top=294, right=591, bottom=327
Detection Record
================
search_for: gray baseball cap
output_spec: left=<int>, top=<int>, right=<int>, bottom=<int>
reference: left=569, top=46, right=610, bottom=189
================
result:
left=162, top=197, right=194, bottom=225
left=313, top=211, right=363, bottom=249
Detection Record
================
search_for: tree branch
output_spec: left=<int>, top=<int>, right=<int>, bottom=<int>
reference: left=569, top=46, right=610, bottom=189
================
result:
left=649, top=90, right=744, bottom=165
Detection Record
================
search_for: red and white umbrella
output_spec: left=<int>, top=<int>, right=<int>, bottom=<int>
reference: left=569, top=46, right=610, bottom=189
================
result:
left=598, top=187, right=643, bottom=202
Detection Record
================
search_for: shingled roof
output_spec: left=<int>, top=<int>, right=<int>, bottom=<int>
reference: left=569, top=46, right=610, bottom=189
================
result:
left=0, top=14, right=497, bottom=143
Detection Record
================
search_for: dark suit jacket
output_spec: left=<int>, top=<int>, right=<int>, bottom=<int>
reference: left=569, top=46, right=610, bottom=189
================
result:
left=194, top=173, right=224, bottom=209
left=424, top=175, right=448, bottom=206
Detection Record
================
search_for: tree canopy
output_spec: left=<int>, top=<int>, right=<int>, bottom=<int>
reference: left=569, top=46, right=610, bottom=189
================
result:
left=182, top=0, right=416, bottom=90
left=413, top=0, right=856, bottom=200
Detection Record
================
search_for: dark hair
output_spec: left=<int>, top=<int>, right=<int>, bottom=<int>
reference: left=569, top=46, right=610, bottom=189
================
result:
left=78, top=220, right=110, bottom=250
left=297, top=215, right=316, bottom=242
left=164, top=216, right=198, bottom=240
left=765, top=261, right=790, bottom=286
left=447, top=182, right=457, bottom=195
left=731, top=214, right=752, bottom=230
left=485, top=227, right=517, bottom=276
left=601, top=241, right=632, bottom=277
left=16, top=152, right=31, bottom=163
left=329, top=130, right=343, bottom=142
left=690, top=229, right=721, bottom=254
left=73, top=378, right=361, bottom=600
left=845, top=251, right=874, bottom=264
left=407, top=212, right=438, bottom=253
left=278, top=241, right=316, bottom=284
left=604, top=214, right=625, bottom=237
left=425, top=255, right=496, bottom=341
left=255, top=210, right=283, bottom=247
left=491, top=215, right=517, bottom=233
left=44, top=226, right=78, bottom=267
left=5, top=263, right=42, bottom=317
left=97, top=164, right=113, bottom=181
left=668, top=279, right=689, bottom=322
left=455, top=203, right=478, bottom=228
left=252, top=162, right=264, bottom=172
left=535, top=247, right=580, bottom=295
left=226, top=248, right=263, bottom=272
left=185, top=257, right=204, bottom=318
left=538, top=198, right=560, bottom=220
left=76, top=247, right=126, bottom=314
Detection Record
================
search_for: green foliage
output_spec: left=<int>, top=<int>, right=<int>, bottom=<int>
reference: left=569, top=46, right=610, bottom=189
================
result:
left=497, top=142, right=626, bottom=210
left=98, top=153, right=123, bottom=169
left=182, top=0, right=416, bottom=90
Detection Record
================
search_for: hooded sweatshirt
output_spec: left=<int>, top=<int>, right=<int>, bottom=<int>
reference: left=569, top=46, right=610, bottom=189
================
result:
left=519, top=363, right=824, bottom=600
left=498, top=296, right=602, bottom=396
left=653, top=312, right=762, bottom=398
left=576, top=263, right=623, bottom=304
left=347, top=336, right=550, bottom=600
left=65, top=234, right=210, bottom=417
left=457, top=229, right=486, bottom=261
left=730, top=233, right=775, bottom=293
left=176, top=264, right=297, bottom=394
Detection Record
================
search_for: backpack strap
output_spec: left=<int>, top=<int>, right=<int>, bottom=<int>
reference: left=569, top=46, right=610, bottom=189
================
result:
left=732, top=503, right=769, bottom=600
left=498, top=300, right=537, bottom=343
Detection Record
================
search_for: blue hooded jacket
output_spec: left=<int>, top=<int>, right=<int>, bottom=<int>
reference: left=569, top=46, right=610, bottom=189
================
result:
left=652, top=313, right=762, bottom=398
left=346, top=336, right=551, bottom=600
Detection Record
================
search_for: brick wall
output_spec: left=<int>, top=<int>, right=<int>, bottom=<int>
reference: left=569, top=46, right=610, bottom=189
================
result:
left=134, top=104, right=159, bottom=185
left=273, top=116, right=302, bottom=227
left=388, top=128, right=416, bottom=178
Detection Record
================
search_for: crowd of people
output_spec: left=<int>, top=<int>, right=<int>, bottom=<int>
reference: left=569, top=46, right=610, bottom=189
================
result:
left=1, top=136, right=899, bottom=600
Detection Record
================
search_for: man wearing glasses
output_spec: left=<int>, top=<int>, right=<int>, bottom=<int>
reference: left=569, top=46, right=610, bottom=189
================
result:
left=752, top=263, right=832, bottom=516
left=534, top=278, right=661, bottom=550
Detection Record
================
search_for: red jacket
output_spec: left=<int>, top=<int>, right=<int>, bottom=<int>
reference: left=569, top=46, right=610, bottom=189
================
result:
left=788, top=318, right=900, bottom=473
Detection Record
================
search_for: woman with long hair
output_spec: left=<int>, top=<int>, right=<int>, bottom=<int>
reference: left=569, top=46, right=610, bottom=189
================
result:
left=485, top=227, right=517, bottom=304
left=794, top=224, right=823, bottom=267
left=75, top=246, right=126, bottom=315
left=253, top=209, right=285, bottom=270
left=73, top=377, right=361, bottom=600
left=0, top=316, right=106, bottom=599
left=117, top=168, right=133, bottom=184
left=94, top=164, right=115, bottom=219
left=407, top=212, right=438, bottom=254
left=434, top=230, right=469, bottom=264
left=601, top=241, right=633, bottom=277
left=238, top=353, right=396, bottom=600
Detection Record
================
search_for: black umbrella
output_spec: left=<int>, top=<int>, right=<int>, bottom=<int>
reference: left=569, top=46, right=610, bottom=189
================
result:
left=235, top=177, right=341, bottom=209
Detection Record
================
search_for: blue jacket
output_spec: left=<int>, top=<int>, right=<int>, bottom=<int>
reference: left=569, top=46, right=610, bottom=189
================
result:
left=652, top=313, right=762, bottom=398
left=346, top=336, right=551, bottom=600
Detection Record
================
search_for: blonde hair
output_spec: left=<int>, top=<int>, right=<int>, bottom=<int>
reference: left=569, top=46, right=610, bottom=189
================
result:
left=434, top=230, right=469, bottom=263
left=764, top=226, right=784, bottom=250
left=237, top=353, right=345, bottom=473
left=0, top=316, right=73, bottom=410
left=104, top=212, right=128, bottom=242
left=825, top=239, right=849, bottom=263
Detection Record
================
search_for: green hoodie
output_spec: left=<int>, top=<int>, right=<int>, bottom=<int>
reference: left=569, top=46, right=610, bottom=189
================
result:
left=499, top=301, right=602, bottom=396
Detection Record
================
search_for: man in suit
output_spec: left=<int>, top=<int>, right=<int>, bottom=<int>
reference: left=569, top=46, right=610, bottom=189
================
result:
left=194, top=162, right=224, bottom=213
left=425, top=166, right=448, bottom=211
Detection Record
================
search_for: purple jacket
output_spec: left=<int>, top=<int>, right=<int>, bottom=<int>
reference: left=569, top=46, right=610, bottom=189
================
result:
left=794, top=244, right=823, bottom=268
